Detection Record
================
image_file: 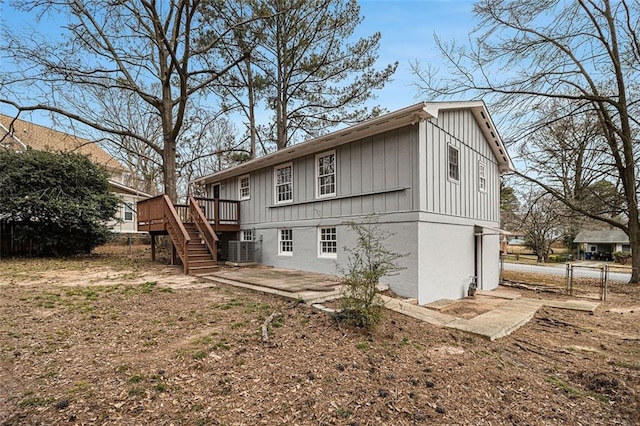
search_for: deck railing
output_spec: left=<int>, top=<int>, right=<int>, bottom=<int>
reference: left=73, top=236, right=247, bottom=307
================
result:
left=192, top=197, right=240, bottom=230
left=136, top=195, right=191, bottom=273
left=189, top=196, right=219, bottom=259
left=137, top=195, right=240, bottom=233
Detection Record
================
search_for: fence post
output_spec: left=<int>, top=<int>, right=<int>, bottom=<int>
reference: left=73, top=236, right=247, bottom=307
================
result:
left=603, top=264, right=609, bottom=301
left=569, top=264, right=574, bottom=296
left=565, top=263, right=570, bottom=294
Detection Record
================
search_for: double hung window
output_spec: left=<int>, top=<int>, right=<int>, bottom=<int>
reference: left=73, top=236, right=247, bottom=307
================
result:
left=316, top=151, right=336, bottom=198
left=275, top=163, right=293, bottom=204
left=278, top=229, right=293, bottom=255
left=448, top=145, right=459, bottom=182
left=239, top=175, right=250, bottom=200
left=318, top=227, right=337, bottom=258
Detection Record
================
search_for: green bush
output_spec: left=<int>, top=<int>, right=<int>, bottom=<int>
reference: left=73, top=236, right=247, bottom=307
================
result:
left=548, top=254, right=569, bottom=263
left=336, top=215, right=405, bottom=330
left=0, top=149, right=119, bottom=256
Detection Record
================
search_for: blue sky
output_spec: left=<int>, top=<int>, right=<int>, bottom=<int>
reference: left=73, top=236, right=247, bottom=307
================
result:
left=0, top=0, right=479, bottom=124
left=357, top=0, right=476, bottom=110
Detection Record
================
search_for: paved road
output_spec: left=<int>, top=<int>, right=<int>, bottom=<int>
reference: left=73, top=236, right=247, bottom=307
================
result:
left=504, top=262, right=631, bottom=282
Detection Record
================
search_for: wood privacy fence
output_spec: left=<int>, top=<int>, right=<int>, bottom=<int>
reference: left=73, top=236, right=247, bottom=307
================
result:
left=0, top=221, right=32, bottom=257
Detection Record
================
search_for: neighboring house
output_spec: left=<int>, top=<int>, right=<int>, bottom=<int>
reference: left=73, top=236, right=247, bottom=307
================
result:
left=573, top=229, right=631, bottom=260
left=0, top=114, right=151, bottom=233
left=188, top=101, right=514, bottom=304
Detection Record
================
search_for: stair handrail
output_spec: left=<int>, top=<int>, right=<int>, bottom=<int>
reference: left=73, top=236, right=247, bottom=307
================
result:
left=162, top=194, right=191, bottom=273
left=189, top=196, right=219, bottom=259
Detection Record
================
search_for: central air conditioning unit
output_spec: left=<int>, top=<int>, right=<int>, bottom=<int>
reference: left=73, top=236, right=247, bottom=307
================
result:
left=228, top=241, right=255, bottom=263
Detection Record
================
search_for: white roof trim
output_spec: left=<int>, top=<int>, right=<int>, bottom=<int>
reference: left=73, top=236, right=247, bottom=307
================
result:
left=0, top=122, right=28, bottom=150
left=108, top=180, right=153, bottom=198
left=193, top=101, right=514, bottom=185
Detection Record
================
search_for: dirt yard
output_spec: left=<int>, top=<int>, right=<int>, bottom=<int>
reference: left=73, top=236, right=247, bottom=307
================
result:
left=1, top=245, right=639, bottom=425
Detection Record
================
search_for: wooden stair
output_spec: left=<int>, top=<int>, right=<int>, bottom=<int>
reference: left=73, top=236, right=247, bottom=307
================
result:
left=183, top=223, right=218, bottom=275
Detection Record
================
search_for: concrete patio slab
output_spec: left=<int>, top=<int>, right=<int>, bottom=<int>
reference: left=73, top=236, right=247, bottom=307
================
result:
left=200, top=266, right=343, bottom=304
left=381, top=295, right=458, bottom=327
left=423, top=298, right=457, bottom=311
left=475, top=289, right=522, bottom=300
left=541, top=299, right=600, bottom=312
left=445, top=298, right=544, bottom=340
left=209, top=267, right=339, bottom=293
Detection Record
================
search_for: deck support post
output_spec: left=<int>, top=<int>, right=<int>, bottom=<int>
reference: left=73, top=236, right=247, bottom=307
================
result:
left=150, top=234, right=156, bottom=262
left=171, top=243, right=177, bottom=265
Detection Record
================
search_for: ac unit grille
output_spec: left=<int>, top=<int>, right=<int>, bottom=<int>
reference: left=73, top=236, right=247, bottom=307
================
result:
left=228, top=241, right=255, bottom=263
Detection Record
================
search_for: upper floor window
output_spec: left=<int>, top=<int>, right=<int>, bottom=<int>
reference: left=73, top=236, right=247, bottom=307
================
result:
left=478, top=162, right=486, bottom=192
left=239, top=174, right=250, bottom=200
left=278, top=229, right=293, bottom=256
left=316, top=150, right=336, bottom=198
left=448, top=145, right=459, bottom=182
left=274, top=163, right=293, bottom=204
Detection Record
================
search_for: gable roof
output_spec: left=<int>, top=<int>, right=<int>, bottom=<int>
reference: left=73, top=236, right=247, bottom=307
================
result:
left=193, top=100, right=514, bottom=185
left=0, top=113, right=125, bottom=174
left=573, top=229, right=629, bottom=244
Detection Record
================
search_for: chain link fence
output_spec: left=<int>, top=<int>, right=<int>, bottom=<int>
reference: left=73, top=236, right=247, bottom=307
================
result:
left=500, top=256, right=634, bottom=301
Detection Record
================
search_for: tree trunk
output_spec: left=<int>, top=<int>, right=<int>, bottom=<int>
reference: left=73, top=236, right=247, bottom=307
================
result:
left=246, top=57, right=257, bottom=159
left=629, top=218, right=640, bottom=283
left=163, top=138, right=178, bottom=203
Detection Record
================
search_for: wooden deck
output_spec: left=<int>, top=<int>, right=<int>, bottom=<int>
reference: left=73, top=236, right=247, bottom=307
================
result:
left=137, top=195, right=240, bottom=234
left=137, top=195, right=240, bottom=274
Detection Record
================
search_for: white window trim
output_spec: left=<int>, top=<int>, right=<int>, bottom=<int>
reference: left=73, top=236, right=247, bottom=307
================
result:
left=315, top=150, right=337, bottom=199
left=240, top=229, right=254, bottom=241
left=274, top=163, right=294, bottom=205
left=318, top=226, right=338, bottom=259
left=239, top=174, right=250, bottom=200
left=123, top=202, right=134, bottom=222
left=478, top=161, right=487, bottom=193
left=448, top=144, right=460, bottom=183
left=278, top=228, right=293, bottom=256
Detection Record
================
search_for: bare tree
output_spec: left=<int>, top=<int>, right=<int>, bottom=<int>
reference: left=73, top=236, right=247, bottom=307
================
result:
left=201, top=0, right=267, bottom=159
left=177, top=115, right=246, bottom=199
left=413, top=0, right=640, bottom=282
left=206, top=0, right=397, bottom=151
left=521, top=193, right=567, bottom=263
left=1, top=0, right=251, bottom=202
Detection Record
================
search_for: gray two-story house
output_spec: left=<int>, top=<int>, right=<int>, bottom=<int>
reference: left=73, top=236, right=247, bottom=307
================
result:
left=188, top=101, right=513, bottom=304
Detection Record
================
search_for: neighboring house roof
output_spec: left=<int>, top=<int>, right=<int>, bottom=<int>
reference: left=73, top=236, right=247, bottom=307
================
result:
left=573, top=229, right=629, bottom=244
left=0, top=113, right=125, bottom=174
left=194, top=100, right=514, bottom=185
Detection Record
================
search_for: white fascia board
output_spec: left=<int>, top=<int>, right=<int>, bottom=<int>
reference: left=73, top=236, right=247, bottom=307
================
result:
left=108, top=180, right=153, bottom=198
left=193, top=100, right=515, bottom=185
left=193, top=103, right=434, bottom=185
left=425, top=100, right=514, bottom=173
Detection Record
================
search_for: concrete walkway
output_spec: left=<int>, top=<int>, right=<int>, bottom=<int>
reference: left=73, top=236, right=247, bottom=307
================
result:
left=200, top=266, right=600, bottom=341
left=383, top=294, right=600, bottom=341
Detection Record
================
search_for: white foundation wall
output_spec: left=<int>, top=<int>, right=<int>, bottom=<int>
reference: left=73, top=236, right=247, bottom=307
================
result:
left=479, top=233, right=501, bottom=292
left=251, top=218, right=420, bottom=299
left=416, top=218, right=502, bottom=304
left=417, top=221, right=475, bottom=304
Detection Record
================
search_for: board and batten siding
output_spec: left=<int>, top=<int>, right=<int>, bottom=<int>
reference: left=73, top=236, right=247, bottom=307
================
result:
left=207, top=110, right=500, bottom=225
left=422, top=109, right=500, bottom=223
left=209, top=124, right=420, bottom=226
